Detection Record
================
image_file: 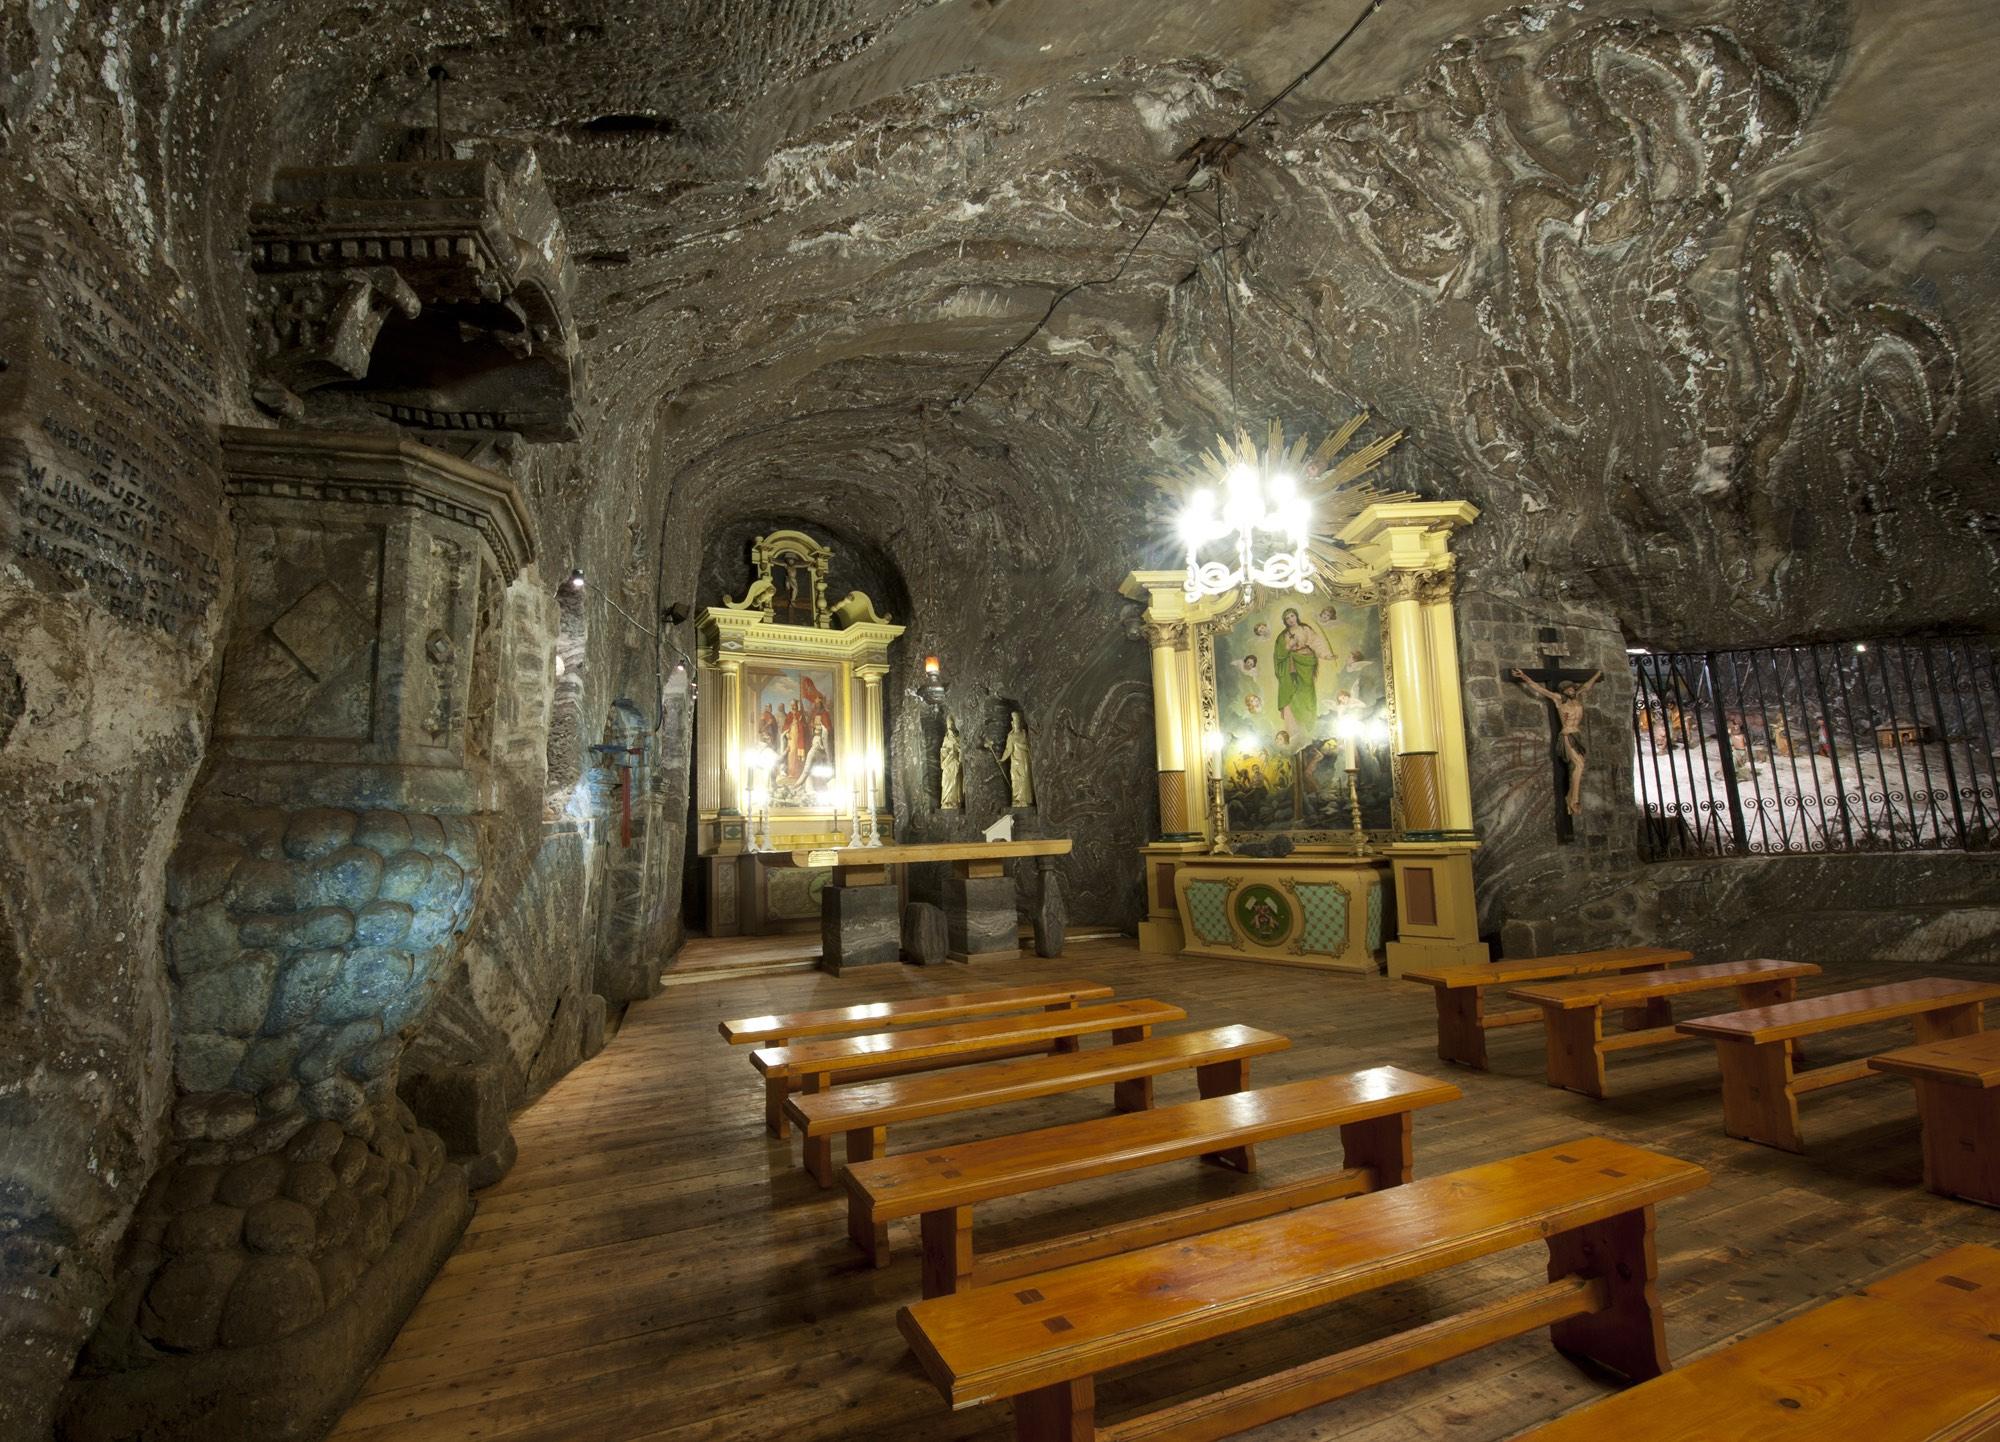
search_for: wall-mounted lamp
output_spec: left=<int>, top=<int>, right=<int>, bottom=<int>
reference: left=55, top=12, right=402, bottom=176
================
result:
left=918, top=654, right=949, bottom=705
left=564, top=568, right=585, bottom=594
left=661, top=601, right=688, bottom=626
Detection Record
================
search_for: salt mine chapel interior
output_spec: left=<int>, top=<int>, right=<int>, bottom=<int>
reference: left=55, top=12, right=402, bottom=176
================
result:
left=5, top=1, right=2000, bottom=1441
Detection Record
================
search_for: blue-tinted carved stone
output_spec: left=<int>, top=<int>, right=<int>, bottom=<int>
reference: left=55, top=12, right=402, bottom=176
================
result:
left=311, top=847, right=384, bottom=910
left=376, top=851, right=432, bottom=903
left=238, top=907, right=354, bottom=951
left=353, top=901, right=413, bottom=948
left=405, top=814, right=446, bottom=850
left=226, top=858, right=310, bottom=915
left=316, top=949, right=413, bottom=1028
left=178, top=964, right=276, bottom=1039
left=352, top=810, right=413, bottom=855
left=170, top=901, right=240, bottom=974
left=177, top=1035, right=248, bottom=1094
left=264, top=950, right=341, bottom=1033
left=233, top=1037, right=303, bottom=1093
left=168, top=843, right=242, bottom=912
left=283, top=809, right=358, bottom=861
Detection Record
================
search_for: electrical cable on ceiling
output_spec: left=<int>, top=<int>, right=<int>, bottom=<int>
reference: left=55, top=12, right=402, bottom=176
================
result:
left=950, top=0, right=1387, bottom=410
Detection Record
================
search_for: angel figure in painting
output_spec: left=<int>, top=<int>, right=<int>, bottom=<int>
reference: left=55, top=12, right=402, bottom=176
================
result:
left=990, top=711, right=1035, bottom=809
left=939, top=716, right=963, bottom=811
left=1273, top=606, right=1335, bottom=742
left=1511, top=668, right=1604, bottom=816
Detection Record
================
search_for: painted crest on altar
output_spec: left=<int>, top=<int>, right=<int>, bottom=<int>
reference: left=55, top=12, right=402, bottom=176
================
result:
left=748, top=664, right=838, bottom=807
left=1213, top=588, right=1394, bottom=836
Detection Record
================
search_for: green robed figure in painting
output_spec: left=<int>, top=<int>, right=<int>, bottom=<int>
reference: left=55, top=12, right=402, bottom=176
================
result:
left=1273, top=606, right=1334, bottom=742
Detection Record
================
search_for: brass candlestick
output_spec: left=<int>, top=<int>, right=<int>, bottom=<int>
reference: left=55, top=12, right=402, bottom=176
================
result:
left=1347, top=765, right=1369, bottom=855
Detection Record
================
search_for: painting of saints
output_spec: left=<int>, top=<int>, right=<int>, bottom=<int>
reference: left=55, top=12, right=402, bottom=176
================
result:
left=1273, top=606, right=1334, bottom=740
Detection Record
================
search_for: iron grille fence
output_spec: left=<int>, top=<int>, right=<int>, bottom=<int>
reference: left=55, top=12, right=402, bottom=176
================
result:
left=1630, top=637, right=2000, bottom=860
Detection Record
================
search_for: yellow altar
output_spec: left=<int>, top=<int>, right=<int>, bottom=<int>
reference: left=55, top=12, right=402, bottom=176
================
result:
left=1125, top=497, right=1490, bottom=976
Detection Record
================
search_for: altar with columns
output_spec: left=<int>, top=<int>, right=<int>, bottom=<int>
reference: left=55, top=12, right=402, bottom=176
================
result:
left=1125, top=499, right=1489, bottom=977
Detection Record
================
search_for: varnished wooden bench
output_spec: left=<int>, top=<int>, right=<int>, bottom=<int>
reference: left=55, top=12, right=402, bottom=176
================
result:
left=789, top=1024, right=1291, bottom=1191
left=721, top=980, right=1116, bottom=1138
left=847, top=1066, right=1460, bottom=1289
left=1511, top=959, right=1821, bottom=1098
left=1405, top=946, right=1694, bottom=1070
left=1870, top=1030, right=2000, bottom=1207
left=898, top=1136, right=1708, bottom=1442
left=754, top=999, right=1186, bottom=1182
left=1514, top=1244, right=2000, bottom=1440
left=1679, top=976, right=2000, bottom=1152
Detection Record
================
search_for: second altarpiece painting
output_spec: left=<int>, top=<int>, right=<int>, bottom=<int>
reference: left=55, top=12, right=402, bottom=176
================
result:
left=1209, top=588, right=1395, bottom=841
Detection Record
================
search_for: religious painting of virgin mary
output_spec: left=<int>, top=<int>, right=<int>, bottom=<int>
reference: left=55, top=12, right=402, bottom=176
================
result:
left=1213, top=591, right=1392, bottom=837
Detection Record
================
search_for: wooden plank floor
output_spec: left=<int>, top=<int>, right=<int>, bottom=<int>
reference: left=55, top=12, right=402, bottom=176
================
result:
left=331, top=938, right=2000, bottom=1441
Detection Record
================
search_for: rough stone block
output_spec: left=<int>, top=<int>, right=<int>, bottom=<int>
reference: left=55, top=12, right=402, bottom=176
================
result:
left=398, top=1064, right=510, bottom=1163
left=580, top=994, right=608, bottom=1060
left=944, top=873, right=1018, bottom=960
left=901, top=902, right=948, bottom=965
left=1032, top=870, right=1066, bottom=959
left=819, top=883, right=901, bottom=974
left=1499, top=916, right=1556, bottom=959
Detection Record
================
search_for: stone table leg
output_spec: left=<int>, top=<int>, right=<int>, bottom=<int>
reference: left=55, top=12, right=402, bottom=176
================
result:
left=945, top=859, right=1018, bottom=963
left=1032, top=854, right=1066, bottom=958
left=819, top=865, right=900, bottom=975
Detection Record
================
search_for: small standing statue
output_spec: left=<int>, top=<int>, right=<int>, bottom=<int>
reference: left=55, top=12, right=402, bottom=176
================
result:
left=1512, top=668, right=1603, bottom=816
left=990, top=711, right=1035, bottom=809
left=938, top=716, right=963, bottom=811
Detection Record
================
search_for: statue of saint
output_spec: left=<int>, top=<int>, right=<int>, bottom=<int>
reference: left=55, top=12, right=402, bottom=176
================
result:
left=939, top=716, right=963, bottom=811
left=1511, top=668, right=1604, bottom=816
left=990, top=711, right=1035, bottom=809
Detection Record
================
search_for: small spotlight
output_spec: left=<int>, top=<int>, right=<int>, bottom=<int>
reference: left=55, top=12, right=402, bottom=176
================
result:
left=565, top=568, right=585, bottom=593
left=1855, top=643, right=1868, bottom=653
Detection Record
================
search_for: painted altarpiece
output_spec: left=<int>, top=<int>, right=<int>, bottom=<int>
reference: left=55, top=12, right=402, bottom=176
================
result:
left=695, top=530, right=904, bottom=936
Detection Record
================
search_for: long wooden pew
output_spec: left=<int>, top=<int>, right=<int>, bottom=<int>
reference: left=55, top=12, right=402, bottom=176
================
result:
left=1514, top=1244, right=2000, bottom=1440
left=1678, top=976, right=2000, bottom=1152
left=789, top=1024, right=1291, bottom=1190
left=1404, top=946, right=1693, bottom=1070
left=1510, top=958, right=1820, bottom=1098
left=899, top=1136, right=1708, bottom=1442
left=754, top=999, right=1185, bottom=1182
left=1869, top=1030, right=2000, bottom=1206
left=721, top=980, right=1115, bottom=1138
left=846, top=1067, right=1460, bottom=1286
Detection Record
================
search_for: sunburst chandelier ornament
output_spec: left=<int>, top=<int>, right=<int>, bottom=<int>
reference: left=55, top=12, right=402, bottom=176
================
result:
left=1156, top=416, right=1409, bottom=605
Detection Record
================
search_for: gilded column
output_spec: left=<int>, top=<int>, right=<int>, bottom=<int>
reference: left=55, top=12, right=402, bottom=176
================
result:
left=1421, top=585, right=1475, bottom=834
left=857, top=662, right=888, bottom=815
left=1145, top=622, right=1195, bottom=837
left=1382, top=570, right=1444, bottom=834
left=716, top=655, right=745, bottom=816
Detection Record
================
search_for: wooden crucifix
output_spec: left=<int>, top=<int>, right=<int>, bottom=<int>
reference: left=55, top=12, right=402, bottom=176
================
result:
left=1510, top=629, right=1603, bottom=844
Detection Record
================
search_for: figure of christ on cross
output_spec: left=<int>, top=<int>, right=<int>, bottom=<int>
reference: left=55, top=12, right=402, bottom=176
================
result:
left=1512, top=666, right=1604, bottom=823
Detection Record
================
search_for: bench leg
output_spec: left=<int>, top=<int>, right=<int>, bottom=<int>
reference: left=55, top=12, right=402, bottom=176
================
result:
left=1910, top=1079, right=2000, bottom=1206
left=1192, top=1058, right=1255, bottom=1172
left=1012, top=1376, right=1094, bottom=1442
left=1434, top=986, right=1489, bottom=1070
left=800, top=1071, right=834, bottom=1186
left=1713, top=1037, right=1804, bottom=1152
left=920, top=1205, right=976, bottom=1299
left=1341, top=1110, right=1413, bottom=1190
left=765, top=1076, right=794, bottom=1139
left=1734, top=977, right=1798, bottom=1009
left=1112, top=1073, right=1154, bottom=1114
left=1546, top=1205, right=1670, bottom=1383
left=1617, top=998, right=1673, bottom=1032
left=1542, top=1006, right=1608, bottom=1098
left=847, top=1191, right=891, bottom=1268
left=1110, top=1025, right=1152, bottom=1045
left=1914, top=1002, right=1985, bottom=1045
left=1047, top=1002, right=1081, bottom=1054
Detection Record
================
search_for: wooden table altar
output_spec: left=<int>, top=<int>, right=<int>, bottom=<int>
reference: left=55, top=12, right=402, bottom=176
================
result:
left=762, top=839, right=1073, bottom=974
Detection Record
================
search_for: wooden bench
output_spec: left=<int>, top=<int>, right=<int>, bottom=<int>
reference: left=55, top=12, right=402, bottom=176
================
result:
left=753, top=999, right=1186, bottom=1183
left=898, top=1135, right=1708, bottom=1442
left=1513, top=1243, right=2000, bottom=1440
left=1405, top=947, right=1694, bottom=1070
left=1678, top=977, right=2000, bottom=1153
left=1511, top=959, right=1821, bottom=1098
left=721, top=980, right=1116, bottom=1138
left=848, top=1066, right=1460, bottom=1289
left=789, top=1024, right=1291, bottom=1191
left=1870, top=1030, right=2000, bottom=1207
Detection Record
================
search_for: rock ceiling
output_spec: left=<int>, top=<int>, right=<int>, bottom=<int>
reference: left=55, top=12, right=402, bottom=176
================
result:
left=11, top=0, right=1996, bottom=646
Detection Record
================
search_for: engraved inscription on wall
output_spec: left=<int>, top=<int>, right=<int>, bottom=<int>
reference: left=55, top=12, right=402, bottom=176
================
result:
left=0, top=216, right=223, bottom=638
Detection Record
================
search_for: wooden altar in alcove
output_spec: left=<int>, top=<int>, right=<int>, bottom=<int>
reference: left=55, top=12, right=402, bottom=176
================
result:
left=1124, top=500, right=1490, bottom=977
left=695, top=531, right=905, bottom=936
